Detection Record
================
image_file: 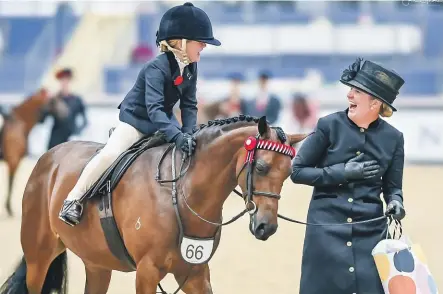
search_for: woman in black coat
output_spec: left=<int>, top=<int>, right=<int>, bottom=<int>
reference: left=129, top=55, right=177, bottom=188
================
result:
left=291, top=58, right=406, bottom=294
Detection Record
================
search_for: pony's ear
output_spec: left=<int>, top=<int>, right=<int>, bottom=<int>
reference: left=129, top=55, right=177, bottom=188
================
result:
left=287, top=133, right=310, bottom=146
left=258, top=116, right=271, bottom=138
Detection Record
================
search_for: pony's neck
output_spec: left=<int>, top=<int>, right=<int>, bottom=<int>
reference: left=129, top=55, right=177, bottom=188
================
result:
left=13, top=98, right=43, bottom=134
left=181, top=124, right=257, bottom=236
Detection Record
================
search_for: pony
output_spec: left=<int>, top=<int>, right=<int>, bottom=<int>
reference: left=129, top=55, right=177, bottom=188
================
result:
left=0, top=115, right=306, bottom=294
left=0, top=88, right=48, bottom=217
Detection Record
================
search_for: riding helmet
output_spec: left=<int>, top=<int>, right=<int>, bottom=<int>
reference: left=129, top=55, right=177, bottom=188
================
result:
left=156, top=2, right=221, bottom=46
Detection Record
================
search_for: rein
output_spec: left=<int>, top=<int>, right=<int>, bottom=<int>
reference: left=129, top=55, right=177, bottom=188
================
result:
left=156, top=132, right=388, bottom=228
left=154, top=129, right=389, bottom=294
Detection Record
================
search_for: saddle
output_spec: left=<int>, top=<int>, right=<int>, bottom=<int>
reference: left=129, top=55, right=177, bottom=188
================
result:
left=84, top=129, right=167, bottom=200
left=85, top=129, right=168, bottom=270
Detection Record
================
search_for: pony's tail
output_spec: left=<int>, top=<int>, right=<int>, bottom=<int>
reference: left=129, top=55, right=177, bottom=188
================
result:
left=0, top=251, right=68, bottom=294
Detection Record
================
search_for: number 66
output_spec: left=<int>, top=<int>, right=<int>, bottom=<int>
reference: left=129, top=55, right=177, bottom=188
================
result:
left=186, top=244, right=203, bottom=260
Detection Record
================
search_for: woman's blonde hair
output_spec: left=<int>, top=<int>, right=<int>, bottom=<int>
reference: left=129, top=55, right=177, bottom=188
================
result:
left=159, top=39, right=190, bottom=65
left=379, top=102, right=393, bottom=118
left=371, top=96, right=393, bottom=118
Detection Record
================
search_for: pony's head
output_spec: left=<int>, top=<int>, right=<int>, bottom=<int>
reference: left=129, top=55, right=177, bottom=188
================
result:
left=30, top=88, right=49, bottom=104
left=25, top=88, right=50, bottom=112
left=235, top=116, right=306, bottom=240
left=13, top=88, right=49, bottom=121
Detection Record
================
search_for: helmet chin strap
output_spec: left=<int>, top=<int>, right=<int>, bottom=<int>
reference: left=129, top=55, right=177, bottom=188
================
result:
left=159, top=39, right=190, bottom=66
left=181, top=39, right=190, bottom=65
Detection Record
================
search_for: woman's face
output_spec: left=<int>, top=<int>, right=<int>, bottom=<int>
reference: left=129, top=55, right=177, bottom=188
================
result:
left=347, top=87, right=380, bottom=120
left=186, top=41, right=206, bottom=62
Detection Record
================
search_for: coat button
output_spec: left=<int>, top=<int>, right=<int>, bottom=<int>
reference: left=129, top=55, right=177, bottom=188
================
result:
left=356, top=151, right=361, bottom=155
left=348, top=198, right=353, bottom=203
left=360, top=128, right=364, bottom=133
left=347, top=218, right=352, bottom=223
left=349, top=267, right=355, bottom=272
left=347, top=241, right=352, bottom=247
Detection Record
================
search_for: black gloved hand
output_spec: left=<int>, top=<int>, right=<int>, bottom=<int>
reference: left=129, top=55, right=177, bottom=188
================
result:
left=385, top=200, right=406, bottom=221
left=175, top=132, right=196, bottom=156
left=344, top=153, right=380, bottom=181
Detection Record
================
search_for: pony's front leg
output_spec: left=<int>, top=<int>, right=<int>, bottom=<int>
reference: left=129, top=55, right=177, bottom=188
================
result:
left=174, top=264, right=213, bottom=294
left=136, top=258, right=166, bottom=294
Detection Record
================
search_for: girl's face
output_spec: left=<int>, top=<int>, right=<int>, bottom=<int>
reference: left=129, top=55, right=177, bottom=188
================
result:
left=347, top=87, right=380, bottom=120
left=186, top=41, right=206, bottom=63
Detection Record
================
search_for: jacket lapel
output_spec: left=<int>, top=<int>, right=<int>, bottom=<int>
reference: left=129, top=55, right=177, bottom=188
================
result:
left=165, top=52, right=183, bottom=96
left=172, top=68, right=184, bottom=96
left=180, top=66, right=192, bottom=88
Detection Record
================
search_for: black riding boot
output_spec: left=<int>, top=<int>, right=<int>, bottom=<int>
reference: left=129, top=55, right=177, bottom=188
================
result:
left=58, top=199, right=84, bottom=226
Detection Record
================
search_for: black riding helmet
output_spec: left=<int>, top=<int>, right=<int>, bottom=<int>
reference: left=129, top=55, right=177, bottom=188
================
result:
left=156, top=2, right=221, bottom=46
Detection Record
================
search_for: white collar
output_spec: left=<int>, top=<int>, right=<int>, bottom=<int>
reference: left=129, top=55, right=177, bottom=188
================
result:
left=173, top=53, right=187, bottom=75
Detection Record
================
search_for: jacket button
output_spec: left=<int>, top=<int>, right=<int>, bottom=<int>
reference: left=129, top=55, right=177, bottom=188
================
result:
left=347, top=241, right=352, bottom=247
left=360, top=128, right=364, bottom=133
left=349, top=267, right=355, bottom=272
left=347, top=218, right=353, bottom=223
left=356, top=151, right=361, bottom=155
left=348, top=198, right=353, bottom=203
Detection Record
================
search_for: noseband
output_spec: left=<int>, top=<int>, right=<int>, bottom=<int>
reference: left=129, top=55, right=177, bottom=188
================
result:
left=235, top=134, right=296, bottom=215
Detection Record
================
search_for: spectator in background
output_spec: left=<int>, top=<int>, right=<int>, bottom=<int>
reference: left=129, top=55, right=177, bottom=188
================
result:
left=204, top=72, right=247, bottom=120
left=291, top=93, right=318, bottom=133
left=243, top=70, right=281, bottom=124
left=131, top=43, right=155, bottom=65
left=277, top=92, right=318, bottom=148
left=39, top=68, right=88, bottom=150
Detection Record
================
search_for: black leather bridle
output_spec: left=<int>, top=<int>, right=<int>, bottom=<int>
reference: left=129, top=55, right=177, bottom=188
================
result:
left=234, top=132, right=296, bottom=215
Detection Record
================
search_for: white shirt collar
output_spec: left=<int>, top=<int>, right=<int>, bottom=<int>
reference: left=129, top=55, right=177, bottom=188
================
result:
left=173, top=53, right=187, bottom=76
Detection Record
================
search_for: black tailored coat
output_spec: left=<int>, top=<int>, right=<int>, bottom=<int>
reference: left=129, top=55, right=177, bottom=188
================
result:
left=118, top=51, right=198, bottom=142
left=291, top=109, right=404, bottom=294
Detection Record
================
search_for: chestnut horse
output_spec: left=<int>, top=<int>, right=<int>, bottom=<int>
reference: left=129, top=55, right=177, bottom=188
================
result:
left=0, top=89, right=48, bottom=217
left=0, top=115, right=305, bottom=294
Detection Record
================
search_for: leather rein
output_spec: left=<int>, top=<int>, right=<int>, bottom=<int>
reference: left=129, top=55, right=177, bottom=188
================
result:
left=156, top=129, right=388, bottom=228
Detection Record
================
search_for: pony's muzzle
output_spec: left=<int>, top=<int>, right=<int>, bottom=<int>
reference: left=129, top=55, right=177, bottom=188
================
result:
left=249, top=214, right=278, bottom=241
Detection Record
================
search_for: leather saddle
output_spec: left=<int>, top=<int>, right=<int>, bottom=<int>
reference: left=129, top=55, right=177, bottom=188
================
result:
left=84, top=128, right=168, bottom=270
left=84, top=128, right=168, bottom=200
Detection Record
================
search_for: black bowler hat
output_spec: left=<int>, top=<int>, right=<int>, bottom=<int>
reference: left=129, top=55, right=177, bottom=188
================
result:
left=340, top=58, right=405, bottom=111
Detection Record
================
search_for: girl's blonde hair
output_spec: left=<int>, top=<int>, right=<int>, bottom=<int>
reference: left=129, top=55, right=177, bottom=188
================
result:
left=159, top=39, right=190, bottom=65
left=379, top=102, right=393, bottom=118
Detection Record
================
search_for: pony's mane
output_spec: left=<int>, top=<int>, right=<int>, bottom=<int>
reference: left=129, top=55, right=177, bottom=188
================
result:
left=193, top=114, right=261, bottom=134
left=192, top=114, right=288, bottom=145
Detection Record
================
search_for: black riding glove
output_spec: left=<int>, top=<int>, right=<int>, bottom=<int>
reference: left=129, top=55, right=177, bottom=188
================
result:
left=344, top=153, right=380, bottom=181
left=175, top=132, right=196, bottom=156
left=385, top=200, right=406, bottom=220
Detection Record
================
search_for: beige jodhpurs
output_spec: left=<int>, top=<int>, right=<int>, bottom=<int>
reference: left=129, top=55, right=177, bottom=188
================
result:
left=66, top=121, right=143, bottom=201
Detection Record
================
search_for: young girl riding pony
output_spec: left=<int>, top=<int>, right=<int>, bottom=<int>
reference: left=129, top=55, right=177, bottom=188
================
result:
left=59, top=2, right=221, bottom=226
